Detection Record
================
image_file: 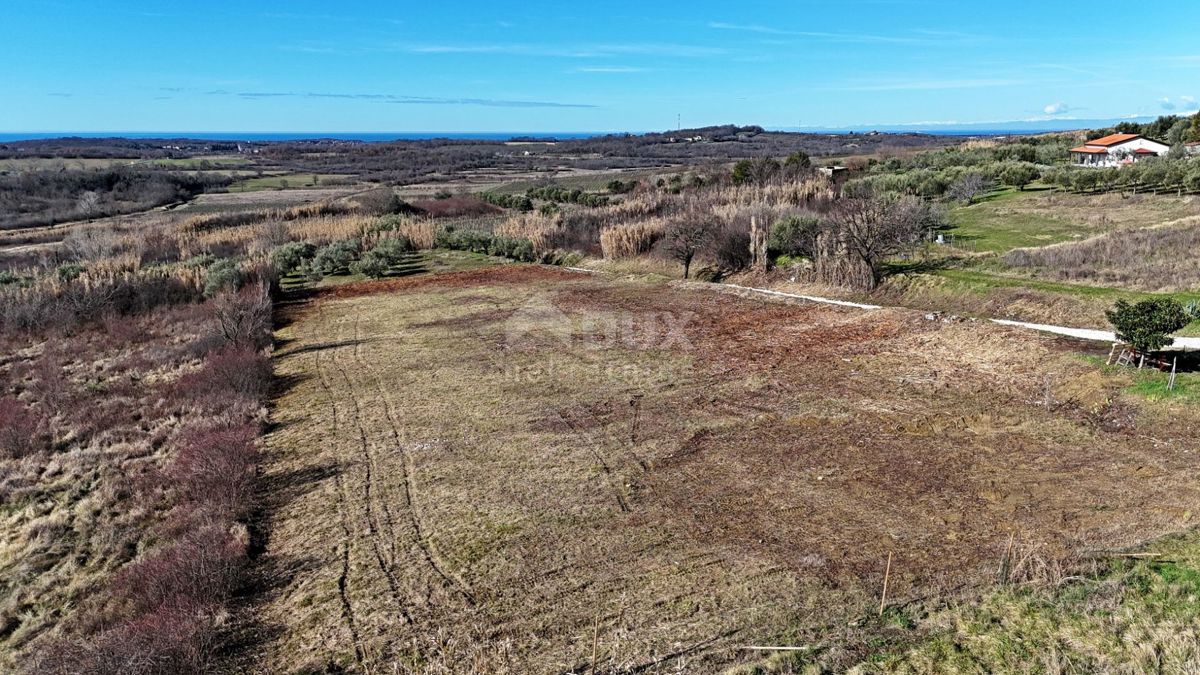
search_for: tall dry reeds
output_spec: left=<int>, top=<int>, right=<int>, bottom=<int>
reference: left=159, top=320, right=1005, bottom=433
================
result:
left=395, top=220, right=436, bottom=250
left=600, top=219, right=666, bottom=259
left=495, top=212, right=566, bottom=253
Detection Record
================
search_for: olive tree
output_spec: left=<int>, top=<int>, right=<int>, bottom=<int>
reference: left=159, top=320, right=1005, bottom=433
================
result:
left=1106, top=298, right=1190, bottom=353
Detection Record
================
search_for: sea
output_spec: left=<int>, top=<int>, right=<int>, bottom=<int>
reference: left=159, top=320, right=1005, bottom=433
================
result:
left=0, top=128, right=1058, bottom=144
left=0, top=132, right=612, bottom=143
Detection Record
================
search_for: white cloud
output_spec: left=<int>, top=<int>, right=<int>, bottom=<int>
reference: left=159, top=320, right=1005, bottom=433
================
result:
left=573, top=66, right=648, bottom=73
left=832, top=78, right=1023, bottom=92
left=706, top=21, right=982, bottom=45
left=1043, top=102, right=1069, bottom=115
left=1160, top=97, right=1177, bottom=110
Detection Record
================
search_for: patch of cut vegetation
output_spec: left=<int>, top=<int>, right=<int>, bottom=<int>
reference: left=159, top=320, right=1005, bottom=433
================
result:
left=247, top=267, right=1200, bottom=673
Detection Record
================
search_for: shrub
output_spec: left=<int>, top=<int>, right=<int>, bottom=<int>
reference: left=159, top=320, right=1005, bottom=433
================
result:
left=351, top=251, right=390, bottom=278
left=173, top=345, right=271, bottom=411
left=269, top=241, right=316, bottom=274
left=181, top=253, right=216, bottom=269
left=212, top=282, right=273, bottom=348
left=202, top=259, right=241, bottom=298
left=707, top=221, right=752, bottom=272
left=311, top=239, right=360, bottom=276
left=350, top=237, right=413, bottom=278
left=56, top=264, right=86, bottom=282
left=29, top=598, right=222, bottom=675
left=169, top=422, right=260, bottom=519
left=112, top=524, right=246, bottom=617
left=767, top=215, right=822, bottom=259
left=486, top=235, right=536, bottom=262
left=0, top=396, right=48, bottom=458
left=732, top=157, right=780, bottom=185
left=434, top=227, right=535, bottom=261
left=1106, top=298, right=1190, bottom=353
left=999, top=162, right=1041, bottom=190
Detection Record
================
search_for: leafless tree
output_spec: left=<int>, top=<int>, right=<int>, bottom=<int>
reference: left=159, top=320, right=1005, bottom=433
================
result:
left=662, top=217, right=714, bottom=279
left=947, top=173, right=992, bottom=204
left=76, top=190, right=101, bottom=218
left=62, top=226, right=120, bottom=262
left=817, top=195, right=940, bottom=289
left=212, top=282, right=273, bottom=347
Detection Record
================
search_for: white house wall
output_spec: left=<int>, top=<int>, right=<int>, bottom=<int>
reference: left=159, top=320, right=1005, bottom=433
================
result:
left=1107, top=138, right=1170, bottom=154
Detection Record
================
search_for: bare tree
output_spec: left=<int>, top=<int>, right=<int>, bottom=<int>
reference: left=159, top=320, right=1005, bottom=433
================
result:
left=62, top=226, right=120, bottom=262
left=212, top=282, right=273, bottom=347
left=662, top=218, right=714, bottom=279
left=947, top=173, right=991, bottom=204
left=817, top=195, right=940, bottom=289
left=76, top=190, right=101, bottom=218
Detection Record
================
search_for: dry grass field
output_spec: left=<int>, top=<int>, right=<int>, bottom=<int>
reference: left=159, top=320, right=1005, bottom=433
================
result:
left=244, top=265, right=1200, bottom=673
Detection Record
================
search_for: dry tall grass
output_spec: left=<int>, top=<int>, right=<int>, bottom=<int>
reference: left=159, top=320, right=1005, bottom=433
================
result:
left=600, top=219, right=666, bottom=259
left=396, top=220, right=436, bottom=250
left=1004, top=216, right=1200, bottom=291
left=494, top=212, right=565, bottom=252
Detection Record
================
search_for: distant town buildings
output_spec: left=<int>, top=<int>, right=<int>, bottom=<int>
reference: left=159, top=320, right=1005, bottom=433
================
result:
left=1069, top=133, right=1170, bottom=167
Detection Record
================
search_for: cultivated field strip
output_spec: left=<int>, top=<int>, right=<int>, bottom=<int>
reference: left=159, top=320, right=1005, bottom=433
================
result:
left=248, top=267, right=1200, bottom=673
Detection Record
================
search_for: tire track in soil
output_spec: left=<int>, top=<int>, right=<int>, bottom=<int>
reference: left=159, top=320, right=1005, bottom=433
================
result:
left=308, top=330, right=368, bottom=671
left=556, top=412, right=631, bottom=513
left=319, top=305, right=416, bottom=626
left=470, top=294, right=636, bottom=514
left=349, top=315, right=478, bottom=607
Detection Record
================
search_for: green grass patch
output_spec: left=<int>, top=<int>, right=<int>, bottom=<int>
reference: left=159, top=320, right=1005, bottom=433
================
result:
left=945, top=187, right=1099, bottom=253
left=935, top=268, right=1200, bottom=306
left=1125, top=370, right=1200, bottom=403
left=135, top=155, right=251, bottom=168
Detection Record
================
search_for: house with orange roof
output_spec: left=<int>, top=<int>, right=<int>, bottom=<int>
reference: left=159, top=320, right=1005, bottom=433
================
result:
left=1069, top=133, right=1170, bottom=167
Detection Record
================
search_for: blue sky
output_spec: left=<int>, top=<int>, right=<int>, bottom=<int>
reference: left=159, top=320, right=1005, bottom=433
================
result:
left=2, top=0, right=1197, bottom=133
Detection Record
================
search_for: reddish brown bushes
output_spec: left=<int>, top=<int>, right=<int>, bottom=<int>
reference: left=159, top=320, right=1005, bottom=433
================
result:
left=33, top=525, right=244, bottom=675
left=30, top=599, right=222, bottom=675
left=173, top=346, right=271, bottom=411
left=169, top=423, right=260, bottom=520
left=0, top=397, right=48, bottom=459
left=211, top=282, right=273, bottom=348
left=112, top=525, right=247, bottom=618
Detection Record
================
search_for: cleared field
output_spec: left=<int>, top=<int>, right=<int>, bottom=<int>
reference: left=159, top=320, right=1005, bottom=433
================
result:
left=228, top=173, right=356, bottom=192
left=247, top=266, right=1200, bottom=673
left=176, top=187, right=364, bottom=213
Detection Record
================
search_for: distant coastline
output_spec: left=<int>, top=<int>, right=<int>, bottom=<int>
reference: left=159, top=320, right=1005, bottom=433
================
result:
left=0, top=116, right=1157, bottom=144
left=0, top=129, right=1041, bottom=144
